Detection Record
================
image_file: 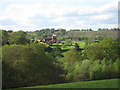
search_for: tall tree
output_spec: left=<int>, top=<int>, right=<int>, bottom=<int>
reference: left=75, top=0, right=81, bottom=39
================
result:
left=2, top=30, right=9, bottom=45
left=74, top=43, right=80, bottom=51
left=84, top=39, right=119, bottom=61
left=2, top=44, right=64, bottom=88
left=9, top=31, right=30, bottom=45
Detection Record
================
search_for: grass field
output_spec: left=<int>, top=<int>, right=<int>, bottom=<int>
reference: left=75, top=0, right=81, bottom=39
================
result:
left=52, top=41, right=86, bottom=50
left=6, top=79, right=118, bottom=90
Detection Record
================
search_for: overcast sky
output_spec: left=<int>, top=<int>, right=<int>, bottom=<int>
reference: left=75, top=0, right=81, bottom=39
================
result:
left=0, top=0, right=119, bottom=31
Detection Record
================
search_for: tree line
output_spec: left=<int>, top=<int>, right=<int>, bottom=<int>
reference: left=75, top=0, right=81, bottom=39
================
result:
left=27, top=28, right=119, bottom=41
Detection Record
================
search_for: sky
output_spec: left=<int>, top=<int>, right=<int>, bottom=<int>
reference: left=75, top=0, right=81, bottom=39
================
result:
left=0, top=0, right=119, bottom=31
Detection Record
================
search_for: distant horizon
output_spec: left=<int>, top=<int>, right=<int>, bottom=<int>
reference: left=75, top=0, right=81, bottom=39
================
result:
left=1, top=27, right=119, bottom=32
left=0, top=0, right=118, bottom=31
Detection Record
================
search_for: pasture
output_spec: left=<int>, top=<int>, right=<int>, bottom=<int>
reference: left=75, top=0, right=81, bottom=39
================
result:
left=6, top=79, right=118, bottom=89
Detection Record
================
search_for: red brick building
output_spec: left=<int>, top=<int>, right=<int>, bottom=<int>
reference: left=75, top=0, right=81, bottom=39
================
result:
left=36, top=34, right=59, bottom=45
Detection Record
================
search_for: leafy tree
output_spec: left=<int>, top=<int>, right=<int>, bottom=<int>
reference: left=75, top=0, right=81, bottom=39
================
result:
left=2, top=30, right=9, bottom=45
left=62, top=48, right=81, bottom=67
left=2, top=44, right=64, bottom=88
left=74, top=43, right=80, bottom=51
left=114, top=58, right=120, bottom=78
left=45, top=46, right=53, bottom=53
left=64, top=39, right=72, bottom=45
left=9, top=31, right=30, bottom=45
left=2, top=45, right=23, bottom=88
left=53, top=46, right=62, bottom=58
left=84, top=39, right=119, bottom=61
left=73, top=59, right=92, bottom=81
left=89, top=60, right=102, bottom=80
left=61, top=48, right=82, bottom=81
left=7, top=30, right=13, bottom=33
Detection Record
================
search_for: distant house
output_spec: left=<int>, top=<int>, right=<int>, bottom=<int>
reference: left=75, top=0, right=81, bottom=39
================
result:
left=35, top=34, right=59, bottom=45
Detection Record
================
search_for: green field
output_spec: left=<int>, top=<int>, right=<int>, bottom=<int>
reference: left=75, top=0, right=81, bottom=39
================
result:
left=52, top=41, right=86, bottom=50
left=6, top=79, right=118, bottom=90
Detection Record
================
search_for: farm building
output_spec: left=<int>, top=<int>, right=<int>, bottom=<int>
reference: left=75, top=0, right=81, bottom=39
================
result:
left=35, top=34, right=59, bottom=45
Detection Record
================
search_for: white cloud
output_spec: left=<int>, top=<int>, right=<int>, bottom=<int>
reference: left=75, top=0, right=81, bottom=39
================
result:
left=77, top=0, right=118, bottom=15
left=0, top=0, right=85, bottom=3
left=91, top=14, right=113, bottom=20
left=99, top=0, right=118, bottom=12
left=0, top=0, right=118, bottom=31
left=51, top=17, right=68, bottom=23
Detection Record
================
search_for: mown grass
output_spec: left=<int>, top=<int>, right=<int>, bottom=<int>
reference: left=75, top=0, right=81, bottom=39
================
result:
left=52, top=41, right=86, bottom=50
left=6, top=79, right=118, bottom=90
left=61, top=46, right=74, bottom=50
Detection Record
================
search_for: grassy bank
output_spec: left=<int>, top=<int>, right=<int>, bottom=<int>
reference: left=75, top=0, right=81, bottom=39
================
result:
left=6, top=79, right=118, bottom=89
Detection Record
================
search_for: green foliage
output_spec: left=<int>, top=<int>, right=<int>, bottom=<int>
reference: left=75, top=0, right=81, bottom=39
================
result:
left=61, top=43, right=119, bottom=81
left=64, top=58, right=119, bottom=82
left=61, top=48, right=82, bottom=81
left=27, top=28, right=119, bottom=42
left=64, top=39, right=72, bottom=45
left=114, top=58, right=120, bottom=77
left=2, top=44, right=64, bottom=88
left=89, top=60, right=102, bottom=80
left=73, top=60, right=92, bottom=81
left=9, top=31, right=30, bottom=45
left=84, top=39, right=119, bottom=61
left=89, top=59, right=117, bottom=80
left=7, top=30, right=13, bottom=33
left=2, top=30, right=9, bottom=45
left=52, top=46, right=62, bottom=57
left=62, top=48, right=81, bottom=67
left=2, top=45, right=23, bottom=88
left=74, top=43, right=80, bottom=51
left=2, top=29, right=120, bottom=89
left=32, top=28, right=66, bottom=41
